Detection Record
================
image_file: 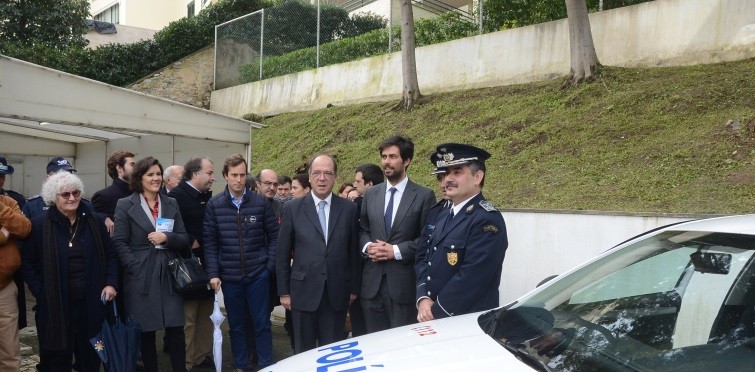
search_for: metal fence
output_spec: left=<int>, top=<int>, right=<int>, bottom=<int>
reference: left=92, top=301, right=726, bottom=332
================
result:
left=214, top=0, right=479, bottom=90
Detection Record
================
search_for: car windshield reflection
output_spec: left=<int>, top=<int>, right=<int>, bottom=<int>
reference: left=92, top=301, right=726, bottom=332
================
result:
left=480, top=230, right=755, bottom=371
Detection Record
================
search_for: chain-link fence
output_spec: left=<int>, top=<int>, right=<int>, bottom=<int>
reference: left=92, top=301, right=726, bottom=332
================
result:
left=214, top=0, right=478, bottom=90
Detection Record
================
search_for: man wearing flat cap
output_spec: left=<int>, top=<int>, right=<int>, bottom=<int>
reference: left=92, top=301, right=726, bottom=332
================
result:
left=415, top=143, right=508, bottom=321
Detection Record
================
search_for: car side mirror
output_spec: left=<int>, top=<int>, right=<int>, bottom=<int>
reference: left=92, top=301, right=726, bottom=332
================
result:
left=690, top=251, right=731, bottom=274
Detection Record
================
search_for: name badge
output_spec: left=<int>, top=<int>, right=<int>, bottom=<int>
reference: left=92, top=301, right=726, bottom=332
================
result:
left=156, top=217, right=175, bottom=232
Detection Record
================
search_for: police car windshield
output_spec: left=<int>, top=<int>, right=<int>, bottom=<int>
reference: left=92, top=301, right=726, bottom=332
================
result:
left=482, top=230, right=755, bottom=371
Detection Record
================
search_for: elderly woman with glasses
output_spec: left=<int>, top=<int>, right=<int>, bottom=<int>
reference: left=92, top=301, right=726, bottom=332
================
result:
left=22, top=171, right=118, bottom=372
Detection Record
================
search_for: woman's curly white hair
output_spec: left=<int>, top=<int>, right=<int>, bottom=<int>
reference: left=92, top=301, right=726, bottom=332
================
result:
left=41, top=171, right=85, bottom=206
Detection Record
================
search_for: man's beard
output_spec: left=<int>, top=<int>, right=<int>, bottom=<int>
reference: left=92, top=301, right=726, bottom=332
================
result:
left=385, top=167, right=405, bottom=182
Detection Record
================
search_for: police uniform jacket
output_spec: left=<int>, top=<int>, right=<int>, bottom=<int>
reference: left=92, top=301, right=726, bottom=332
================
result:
left=415, top=193, right=508, bottom=319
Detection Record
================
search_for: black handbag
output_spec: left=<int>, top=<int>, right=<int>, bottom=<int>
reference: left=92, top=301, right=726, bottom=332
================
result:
left=167, top=250, right=210, bottom=293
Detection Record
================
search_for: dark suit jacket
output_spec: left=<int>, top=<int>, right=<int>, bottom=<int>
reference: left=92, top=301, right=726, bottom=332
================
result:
left=92, top=177, right=131, bottom=220
left=359, top=179, right=435, bottom=304
left=168, top=181, right=213, bottom=300
left=276, top=193, right=359, bottom=312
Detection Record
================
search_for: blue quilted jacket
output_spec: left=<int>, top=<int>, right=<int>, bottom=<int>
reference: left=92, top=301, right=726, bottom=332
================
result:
left=203, top=188, right=279, bottom=282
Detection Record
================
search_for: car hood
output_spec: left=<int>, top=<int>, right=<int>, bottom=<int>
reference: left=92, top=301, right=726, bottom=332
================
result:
left=264, top=311, right=533, bottom=371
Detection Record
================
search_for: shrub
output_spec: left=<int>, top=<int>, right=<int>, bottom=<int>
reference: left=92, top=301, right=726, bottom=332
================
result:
left=3, top=0, right=269, bottom=86
left=239, top=12, right=477, bottom=83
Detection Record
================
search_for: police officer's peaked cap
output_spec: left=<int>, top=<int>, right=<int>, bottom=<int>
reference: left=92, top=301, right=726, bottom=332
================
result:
left=46, top=157, right=76, bottom=174
left=0, top=156, right=14, bottom=175
left=429, top=152, right=448, bottom=175
left=432, top=143, right=491, bottom=170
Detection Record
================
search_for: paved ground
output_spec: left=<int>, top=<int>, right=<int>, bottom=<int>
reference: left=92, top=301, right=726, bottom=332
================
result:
left=19, top=288, right=295, bottom=371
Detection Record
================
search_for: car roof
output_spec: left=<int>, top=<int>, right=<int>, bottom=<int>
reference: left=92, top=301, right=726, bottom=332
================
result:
left=664, top=214, right=755, bottom=235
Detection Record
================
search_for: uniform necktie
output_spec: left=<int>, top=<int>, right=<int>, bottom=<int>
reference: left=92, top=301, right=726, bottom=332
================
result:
left=450, top=208, right=455, bottom=218
left=384, top=187, right=397, bottom=236
left=318, top=200, right=328, bottom=244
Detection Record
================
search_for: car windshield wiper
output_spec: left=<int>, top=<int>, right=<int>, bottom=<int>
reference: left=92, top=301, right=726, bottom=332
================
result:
left=500, top=341, right=553, bottom=372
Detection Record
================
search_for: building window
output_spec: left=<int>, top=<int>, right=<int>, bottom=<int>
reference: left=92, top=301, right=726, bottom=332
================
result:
left=94, top=3, right=120, bottom=24
left=187, top=1, right=195, bottom=17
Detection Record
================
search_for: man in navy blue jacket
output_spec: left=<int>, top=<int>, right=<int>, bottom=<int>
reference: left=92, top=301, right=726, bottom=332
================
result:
left=203, top=154, right=279, bottom=371
left=415, top=143, right=508, bottom=322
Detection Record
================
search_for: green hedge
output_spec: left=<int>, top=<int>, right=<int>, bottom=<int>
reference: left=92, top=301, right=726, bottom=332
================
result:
left=240, top=12, right=478, bottom=83
left=3, top=0, right=269, bottom=86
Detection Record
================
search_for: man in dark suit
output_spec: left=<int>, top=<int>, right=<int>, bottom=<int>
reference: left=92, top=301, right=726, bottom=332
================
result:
left=416, top=143, right=508, bottom=321
left=92, top=150, right=135, bottom=235
left=348, top=163, right=384, bottom=337
left=277, top=154, right=359, bottom=353
left=168, top=157, right=215, bottom=370
left=359, top=136, right=436, bottom=333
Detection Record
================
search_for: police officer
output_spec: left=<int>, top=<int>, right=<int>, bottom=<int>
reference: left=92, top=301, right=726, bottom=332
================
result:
left=0, top=156, right=25, bottom=208
left=415, top=143, right=508, bottom=322
left=23, top=157, right=96, bottom=219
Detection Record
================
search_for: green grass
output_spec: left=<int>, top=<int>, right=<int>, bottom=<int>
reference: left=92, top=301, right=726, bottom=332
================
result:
left=249, top=59, right=755, bottom=215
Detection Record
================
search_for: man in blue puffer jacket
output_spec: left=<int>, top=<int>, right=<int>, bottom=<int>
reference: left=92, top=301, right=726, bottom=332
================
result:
left=203, top=154, right=279, bottom=371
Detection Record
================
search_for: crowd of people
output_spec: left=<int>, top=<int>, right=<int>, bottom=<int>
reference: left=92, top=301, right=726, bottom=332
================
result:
left=0, top=135, right=509, bottom=372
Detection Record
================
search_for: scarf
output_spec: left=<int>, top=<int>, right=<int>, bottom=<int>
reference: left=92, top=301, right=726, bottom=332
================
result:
left=42, top=208, right=107, bottom=350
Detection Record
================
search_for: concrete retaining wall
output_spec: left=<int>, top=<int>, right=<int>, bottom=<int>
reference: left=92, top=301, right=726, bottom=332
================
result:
left=210, top=0, right=755, bottom=117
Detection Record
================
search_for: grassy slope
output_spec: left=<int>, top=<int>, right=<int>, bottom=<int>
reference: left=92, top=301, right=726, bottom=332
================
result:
left=250, top=59, right=755, bottom=215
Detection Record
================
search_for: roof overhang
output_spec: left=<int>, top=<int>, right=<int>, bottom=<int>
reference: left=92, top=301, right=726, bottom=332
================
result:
left=0, top=54, right=261, bottom=146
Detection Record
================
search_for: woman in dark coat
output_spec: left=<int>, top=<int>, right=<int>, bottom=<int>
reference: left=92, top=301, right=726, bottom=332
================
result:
left=22, top=171, right=118, bottom=372
left=112, top=156, right=190, bottom=372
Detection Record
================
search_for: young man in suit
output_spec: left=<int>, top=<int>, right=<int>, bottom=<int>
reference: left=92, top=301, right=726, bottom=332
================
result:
left=276, top=154, right=360, bottom=353
left=359, top=136, right=436, bottom=333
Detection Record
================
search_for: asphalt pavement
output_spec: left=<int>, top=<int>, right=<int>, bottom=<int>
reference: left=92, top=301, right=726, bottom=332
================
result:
left=19, top=288, right=295, bottom=371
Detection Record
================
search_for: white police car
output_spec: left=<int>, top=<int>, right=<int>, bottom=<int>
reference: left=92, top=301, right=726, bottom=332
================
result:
left=265, top=215, right=755, bottom=371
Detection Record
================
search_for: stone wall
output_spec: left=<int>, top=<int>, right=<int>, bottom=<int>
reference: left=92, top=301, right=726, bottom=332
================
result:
left=129, top=46, right=214, bottom=109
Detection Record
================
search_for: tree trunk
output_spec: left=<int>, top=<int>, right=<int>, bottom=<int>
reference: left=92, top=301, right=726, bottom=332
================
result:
left=565, top=0, right=601, bottom=86
left=398, top=0, right=422, bottom=111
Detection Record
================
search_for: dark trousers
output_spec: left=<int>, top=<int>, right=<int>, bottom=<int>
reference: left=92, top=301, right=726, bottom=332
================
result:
left=348, top=297, right=368, bottom=337
left=361, top=275, right=416, bottom=333
left=292, top=286, right=346, bottom=354
left=224, top=271, right=272, bottom=370
left=140, top=327, right=185, bottom=372
left=38, top=299, right=100, bottom=372
left=284, top=309, right=295, bottom=349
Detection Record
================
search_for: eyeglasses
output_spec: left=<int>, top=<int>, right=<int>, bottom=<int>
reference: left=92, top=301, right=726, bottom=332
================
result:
left=311, top=170, right=335, bottom=179
left=58, top=190, right=81, bottom=199
left=261, top=181, right=279, bottom=187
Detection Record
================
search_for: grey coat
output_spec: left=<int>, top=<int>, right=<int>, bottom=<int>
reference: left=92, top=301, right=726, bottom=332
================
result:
left=113, top=193, right=190, bottom=332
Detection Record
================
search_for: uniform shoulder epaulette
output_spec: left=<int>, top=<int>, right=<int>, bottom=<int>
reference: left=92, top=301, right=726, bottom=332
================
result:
left=479, top=200, right=498, bottom=212
left=27, top=194, right=42, bottom=200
